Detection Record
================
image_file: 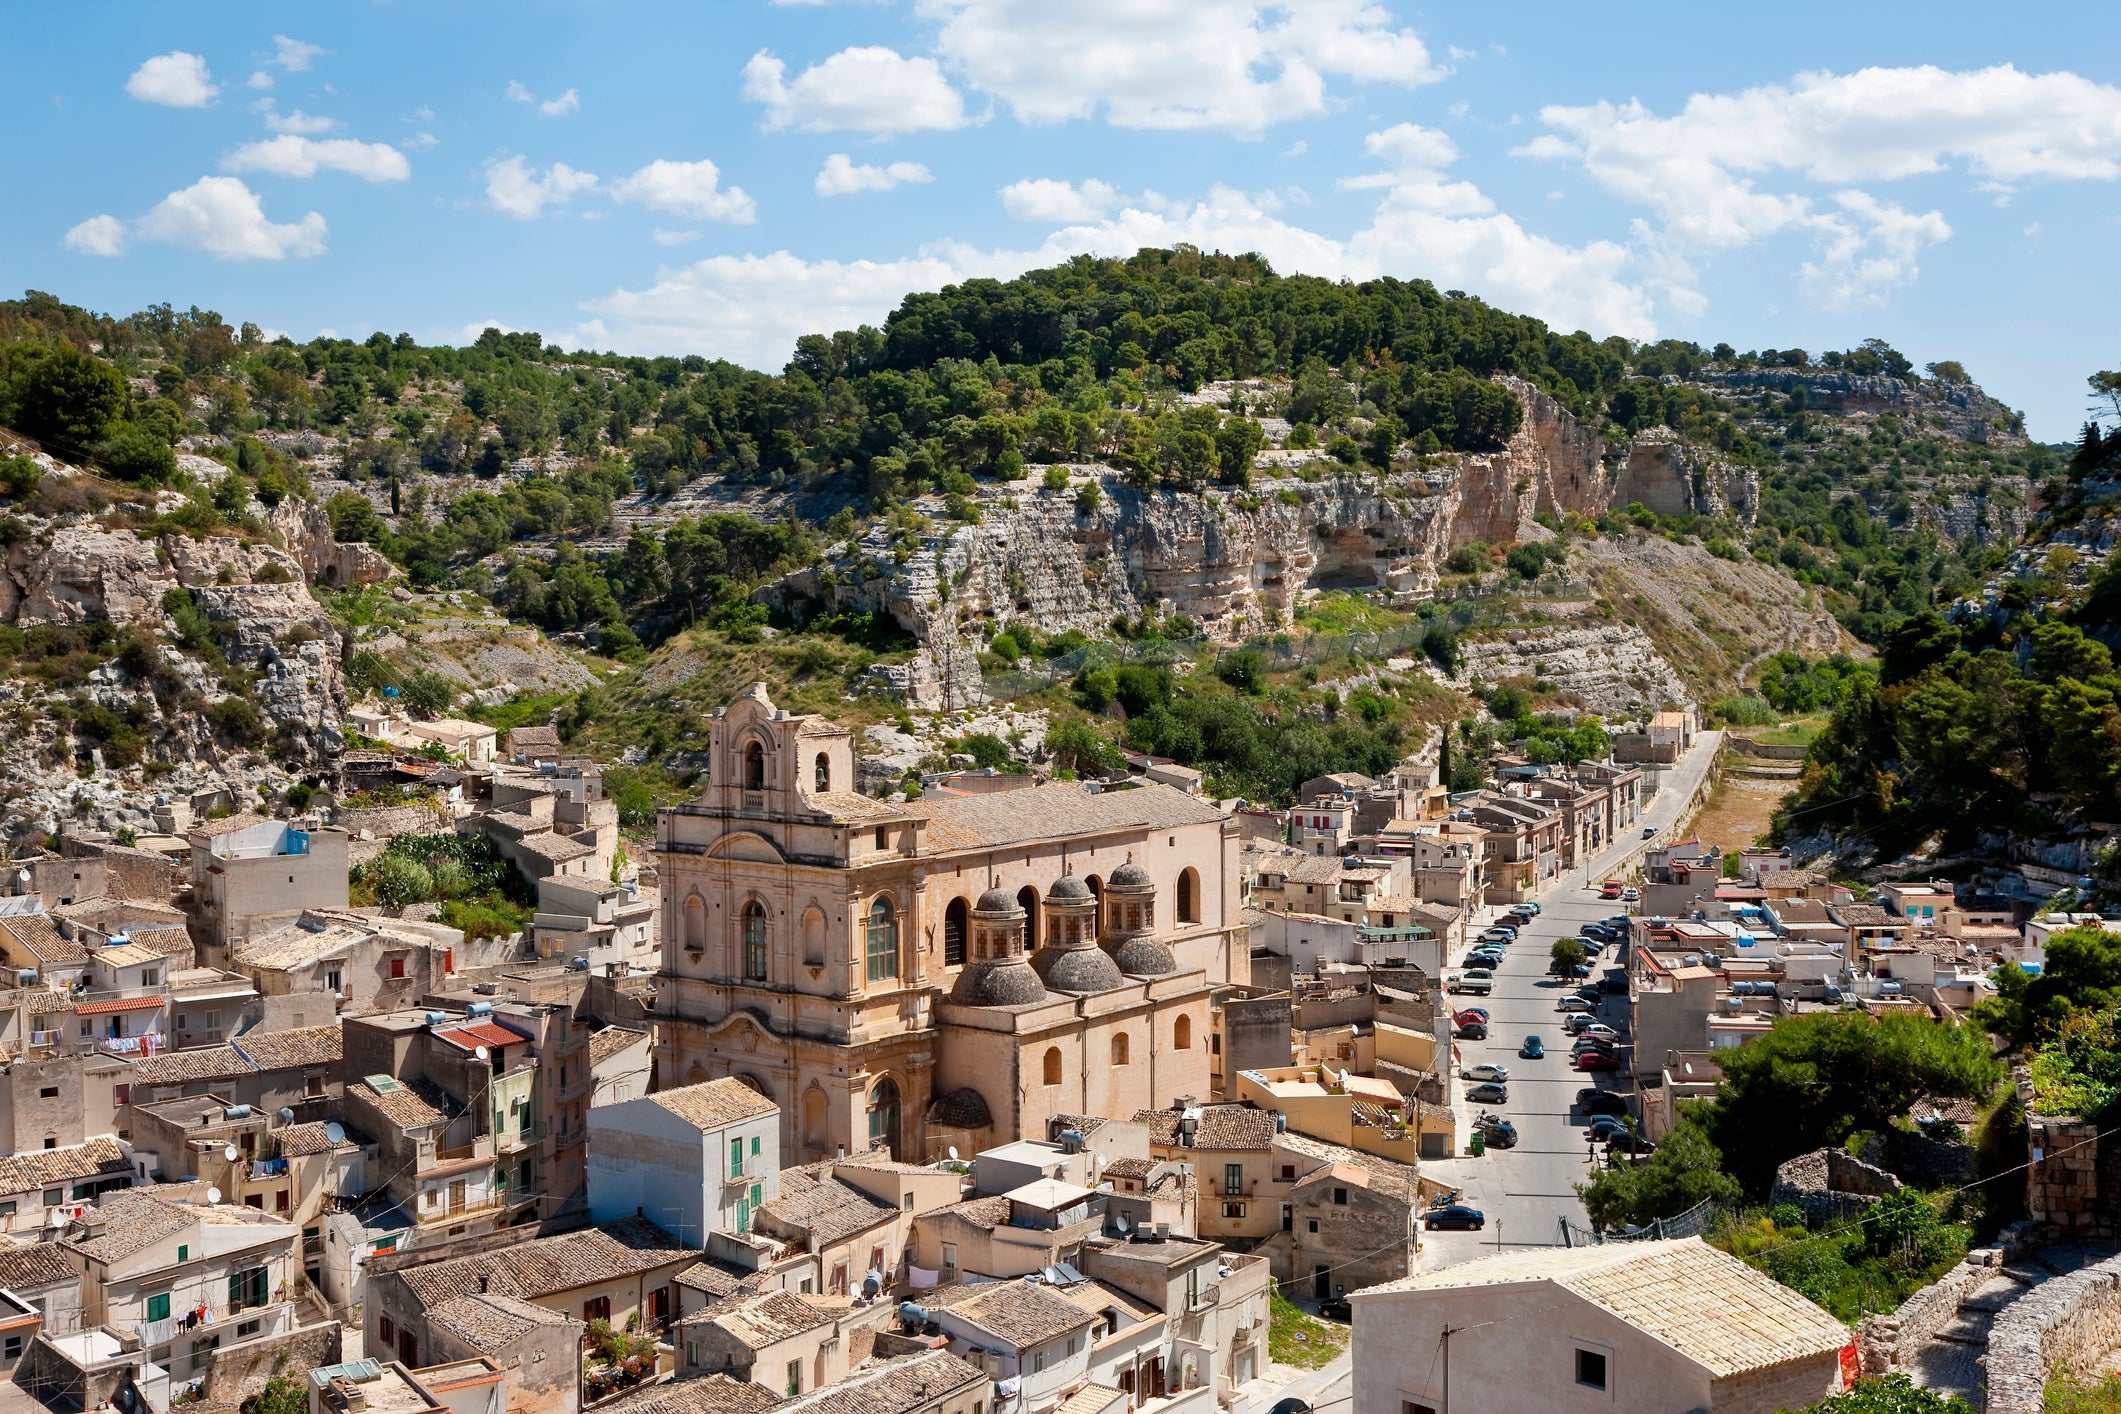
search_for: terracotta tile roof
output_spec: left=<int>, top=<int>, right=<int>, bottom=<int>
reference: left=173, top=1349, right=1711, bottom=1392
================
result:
left=63, top=1189, right=194, bottom=1263
left=434, top=1022, right=526, bottom=1054
left=756, top=1164, right=895, bottom=1248
left=0, top=915, right=87, bottom=967
left=1830, top=904, right=1898, bottom=928
left=1056, top=1281, right=1159, bottom=1331
left=0, top=1137, right=131, bottom=1198
left=515, top=832, right=594, bottom=864
left=647, top=1078, right=778, bottom=1130
left=0, top=1240, right=81, bottom=1291
left=1356, top=1237, right=1849, bottom=1376
left=74, top=996, right=166, bottom=1016
left=807, top=791, right=905, bottom=825
left=132, top=1044, right=251, bottom=1086
left=915, top=782, right=1221, bottom=853
left=428, top=1290, right=578, bottom=1351
left=234, top=917, right=373, bottom=971
left=950, top=1280, right=1096, bottom=1349
left=1051, top=1386, right=1127, bottom=1414
left=92, top=943, right=164, bottom=970
left=698, top=1291, right=833, bottom=1349
left=588, top=1026, right=648, bottom=1066
left=276, top=1121, right=369, bottom=1158
left=235, top=1025, right=343, bottom=1072
left=505, top=727, right=564, bottom=758
left=603, top=1373, right=782, bottom=1414
left=132, top=928, right=197, bottom=960
left=20, top=990, right=72, bottom=1014
left=351, top=1076, right=459, bottom=1131
left=776, top=1350, right=985, bottom=1414
left=927, top=1194, right=1013, bottom=1232
left=189, top=812, right=272, bottom=839
left=675, top=1257, right=759, bottom=1300
left=397, top=1217, right=696, bottom=1307
left=1102, top=1157, right=1154, bottom=1180
left=1136, top=1104, right=1277, bottom=1152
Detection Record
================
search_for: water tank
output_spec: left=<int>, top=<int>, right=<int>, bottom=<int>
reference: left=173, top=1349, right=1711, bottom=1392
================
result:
left=424, top=1011, right=449, bottom=1026
left=285, top=830, right=310, bottom=856
left=570, top=956, right=590, bottom=971
left=223, top=1105, right=253, bottom=1119
left=1880, top=980, right=1903, bottom=996
left=466, top=1001, right=494, bottom=1018
left=898, top=1302, right=929, bottom=1328
left=1058, top=1129, right=1085, bottom=1154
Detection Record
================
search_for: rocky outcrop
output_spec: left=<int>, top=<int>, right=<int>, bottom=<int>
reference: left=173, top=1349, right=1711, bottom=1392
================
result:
left=191, top=581, right=349, bottom=760
left=1770, top=1146, right=1903, bottom=1227
left=1698, top=368, right=2023, bottom=446
left=1453, top=625, right=1691, bottom=717
left=0, top=526, right=310, bottom=628
left=1611, top=428, right=1758, bottom=521
left=268, top=496, right=397, bottom=588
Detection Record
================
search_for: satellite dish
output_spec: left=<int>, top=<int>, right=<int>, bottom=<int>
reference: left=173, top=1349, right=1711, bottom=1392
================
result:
left=223, top=1145, right=239, bottom=1162
left=1115, top=1215, right=1131, bottom=1234
left=277, top=1108, right=295, bottom=1124
left=45, top=1209, right=64, bottom=1228
left=474, top=1046, right=490, bottom=1062
left=946, top=1146, right=959, bottom=1161
left=324, top=1122, right=346, bottom=1146
left=205, top=1187, right=222, bottom=1205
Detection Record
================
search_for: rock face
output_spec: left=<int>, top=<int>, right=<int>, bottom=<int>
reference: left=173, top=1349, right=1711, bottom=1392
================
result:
left=190, top=581, right=349, bottom=760
left=780, top=378, right=1767, bottom=709
left=1698, top=367, right=2023, bottom=446
left=1453, top=625, right=1690, bottom=719
left=268, top=497, right=398, bottom=588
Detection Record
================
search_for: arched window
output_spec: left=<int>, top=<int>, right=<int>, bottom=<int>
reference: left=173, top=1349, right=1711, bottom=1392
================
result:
left=866, top=899, right=899, bottom=983
left=683, top=896, right=706, bottom=953
left=1017, top=886, right=1040, bottom=951
left=1111, top=1032, right=1130, bottom=1066
left=944, top=897, right=968, bottom=967
left=745, top=741, right=766, bottom=790
left=801, top=907, right=826, bottom=968
left=742, top=901, right=769, bottom=982
left=1177, top=868, right=1199, bottom=924
left=1042, top=1047, right=1063, bottom=1087
left=815, top=752, right=831, bottom=792
left=867, top=1076, right=901, bottom=1160
left=1086, top=876, right=1103, bottom=938
left=1174, top=1014, right=1193, bottom=1050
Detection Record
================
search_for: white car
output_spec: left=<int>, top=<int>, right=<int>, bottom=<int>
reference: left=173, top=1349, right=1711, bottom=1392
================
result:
left=1559, top=997, right=1594, bottom=1015
left=1581, top=1022, right=1620, bottom=1041
left=1621, top=887, right=1641, bottom=902
left=1462, top=1063, right=1511, bottom=1083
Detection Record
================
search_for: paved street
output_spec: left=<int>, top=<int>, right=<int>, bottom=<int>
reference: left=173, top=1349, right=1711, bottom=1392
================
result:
left=1418, top=732, right=1723, bottom=1269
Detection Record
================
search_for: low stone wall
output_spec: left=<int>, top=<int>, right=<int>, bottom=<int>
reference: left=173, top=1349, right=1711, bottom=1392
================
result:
left=329, top=802, right=443, bottom=839
left=1987, top=1249, right=2121, bottom=1413
left=1771, top=1147, right=1903, bottom=1227
left=1730, top=736, right=1810, bottom=760
left=1857, top=1222, right=2039, bottom=1377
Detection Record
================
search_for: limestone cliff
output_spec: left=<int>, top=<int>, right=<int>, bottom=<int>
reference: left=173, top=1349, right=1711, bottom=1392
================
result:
left=776, top=377, right=1765, bottom=709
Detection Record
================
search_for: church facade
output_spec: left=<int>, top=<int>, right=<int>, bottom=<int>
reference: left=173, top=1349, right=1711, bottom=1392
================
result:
left=651, top=685, right=1247, bottom=1165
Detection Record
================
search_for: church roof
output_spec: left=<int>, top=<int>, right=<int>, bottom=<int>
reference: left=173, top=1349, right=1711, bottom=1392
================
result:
left=915, top=784, right=1219, bottom=853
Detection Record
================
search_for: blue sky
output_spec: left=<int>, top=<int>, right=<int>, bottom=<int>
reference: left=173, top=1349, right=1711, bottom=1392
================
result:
left=7, top=2, right=2120, bottom=438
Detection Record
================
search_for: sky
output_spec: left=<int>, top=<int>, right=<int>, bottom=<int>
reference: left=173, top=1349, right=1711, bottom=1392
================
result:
left=5, top=2, right=2120, bottom=439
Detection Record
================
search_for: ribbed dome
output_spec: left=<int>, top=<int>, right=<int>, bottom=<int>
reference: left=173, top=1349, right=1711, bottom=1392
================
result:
left=974, top=886, right=1024, bottom=916
left=1033, top=944, right=1128, bottom=994
left=1108, top=859, right=1152, bottom=887
left=1046, top=874, right=1092, bottom=902
left=1108, top=934, right=1178, bottom=977
left=951, top=958, right=1053, bottom=1007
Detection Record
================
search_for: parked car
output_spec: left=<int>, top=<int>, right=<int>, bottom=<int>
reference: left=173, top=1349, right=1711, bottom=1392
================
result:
left=1520, top=1034, right=1546, bottom=1059
left=1603, top=915, right=1631, bottom=930
left=1465, top=1081, right=1509, bottom=1104
left=1549, top=961, right=1592, bottom=978
left=1575, top=1049, right=1622, bottom=1072
left=1622, top=887, right=1641, bottom=902
left=1577, top=1087, right=1630, bottom=1116
left=1575, top=984, right=1604, bottom=1003
left=1475, top=1115, right=1519, bottom=1148
left=1462, top=1063, right=1511, bottom=1083
left=1317, top=1298, right=1351, bottom=1322
left=1456, top=1021, right=1489, bottom=1040
left=1559, top=996, right=1594, bottom=1014
left=1517, top=902, right=1543, bottom=916
left=1425, top=1204, right=1486, bottom=1231
left=1580, top=938, right=1605, bottom=955
left=1642, top=824, right=1659, bottom=838
left=1581, top=924, right=1614, bottom=942
left=1571, top=1037, right=1617, bottom=1057
left=1563, top=1011, right=1596, bottom=1033
left=1455, top=1007, right=1490, bottom=1026
left=1600, top=880, right=1624, bottom=899
left=1581, top=1022, right=1621, bottom=1041
left=1451, top=976, right=1493, bottom=997
left=1589, top=1115, right=1630, bottom=1142
left=1480, top=927, right=1517, bottom=943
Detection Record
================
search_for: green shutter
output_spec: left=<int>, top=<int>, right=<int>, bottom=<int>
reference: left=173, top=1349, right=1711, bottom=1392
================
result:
left=731, top=1138, right=743, bottom=1178
left=737, top=1197, right=750, bottom=1233
left=750, top=1135, right=761, bottom=1157
left=147, top=1293, right=171, bottom=1322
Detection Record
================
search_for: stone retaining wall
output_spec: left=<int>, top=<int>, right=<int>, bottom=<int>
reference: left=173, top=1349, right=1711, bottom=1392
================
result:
left=1730, top=736, right=1811, bottom=760
left=329, top=802, right=445, bottom=839
left=1857, top=1222, right=2040, bottom=1377
left=1770, top=1146, right=1902, bottom=1227
left=1987, top=1249, right=2121, bottom=1413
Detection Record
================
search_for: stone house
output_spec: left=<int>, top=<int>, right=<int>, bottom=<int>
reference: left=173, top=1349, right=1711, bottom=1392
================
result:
left=125, top=1023, right=345, bottom=1117
left=365, top=1217, right=697, bottom=1367
left=654, top=685, right=1237, bottom=1169
left=233, top=910, right=464, bottom=1022
left=773, top=1349, right=987, bottom=1414
left=1135, top=1103, right=1279, bottom=1246
left=422, top=1291, right=581, bottom=1414
left=0, top=1240, right=85, bottom=1340
left=681, top=1290, right=848, bottom=1393
left=532, top=877, right=657, bottom=972
left=505, top=727, right=564, bottom=765
left=753, top=1158, right=929, bottom=1297
left=404, top=720, right=499, bottom=766
left=1078, top=1235, right=1275, bottom=1399
left=190, top=817, right=352, bottom=949
left=0, top=1137, right=135, bottom=1236
left=927, top=1280, right=1096, bottom=1414
left=588, top=1077, right=782, bottom=1245
left=0, top=1049, right=130, bottom=1153
left=1351, top=1238, right=1849, bottom=1414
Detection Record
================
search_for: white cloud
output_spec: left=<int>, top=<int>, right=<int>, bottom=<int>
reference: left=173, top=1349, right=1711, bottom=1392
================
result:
left=918, top=0, right=1444, bottom=134
left=403, top=132, right=439, bottom=151
left=742, top=47, right=969, bottom=134
left=816, top=153, right=935, bottom=196
left=483, top=155, right=598, bottom=219
left=507, top=80, right=580, bottom=116
left=64, top=215, right=127, bottom=257
left=127, top=51, right=219, bottom=108
left=267, top=36, right=324, bottom=73
left=999, top=177, right=1122, bottom=221
left=137, top=176, right=326, bottom=259
left=610, top=158, right=756, bottom=223
left=225, top=135, right=412, bottom=183
left=652, top=228, right=701, bottom=246
left=254, top=99, right=339, bottom=134
left=578, top=132, right=1657, bottom=369
left=1521, top=63, right=2121, bottom=306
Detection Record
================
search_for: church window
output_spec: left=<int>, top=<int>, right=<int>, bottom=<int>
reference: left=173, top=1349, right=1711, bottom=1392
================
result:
left=866, top=899, right=899, bottom=983
left=743, top=902, right=769, bottom=982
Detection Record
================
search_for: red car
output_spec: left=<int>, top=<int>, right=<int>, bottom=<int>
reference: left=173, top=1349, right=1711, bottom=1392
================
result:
left=1575, top=1049, right=1622, bottom=1071
left=1599, top=880, right=1624, bottom=899
left=1455, top=1008, right=1491, bottom=1027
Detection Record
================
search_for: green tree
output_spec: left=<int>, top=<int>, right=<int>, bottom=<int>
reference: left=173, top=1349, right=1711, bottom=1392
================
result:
left=242, top=1375, right=313, bottom=1414
left=1807, top=1374, right=1975, bottom=1414
left=97, top=423, right=177, bottom=481
left=1551, top=937, right=1586, bottom=969
left=1045, top=716, right=1122, bottom=775
left=1576, top=1117, right=1741, bottom=1230
left=5, top=342, right=127, bottom=454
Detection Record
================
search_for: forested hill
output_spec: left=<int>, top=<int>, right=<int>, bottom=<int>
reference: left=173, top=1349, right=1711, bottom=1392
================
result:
left=0, top=250, right=2057, bottom=662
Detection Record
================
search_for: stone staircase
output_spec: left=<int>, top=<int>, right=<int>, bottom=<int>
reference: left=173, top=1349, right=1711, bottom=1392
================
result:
left=1895, top=1240, right=2121, bottom=1410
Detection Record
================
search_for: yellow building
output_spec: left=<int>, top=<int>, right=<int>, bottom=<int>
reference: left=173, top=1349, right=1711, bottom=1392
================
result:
left=653, top=685, right=1246, bottom=1166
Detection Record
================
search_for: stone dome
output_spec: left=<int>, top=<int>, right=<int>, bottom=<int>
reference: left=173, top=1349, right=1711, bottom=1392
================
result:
left=1033, top=944, right=1128, bottom=994
left=1108, top=934, right=1178, bottom=977
left=1046, top=874, right=1092, bottom=902
left=950, top=958, right=1053, bottom=1007
left=1108, top=858, right=1152, bottom=888
left=975, top=886, right=1024, bottom=916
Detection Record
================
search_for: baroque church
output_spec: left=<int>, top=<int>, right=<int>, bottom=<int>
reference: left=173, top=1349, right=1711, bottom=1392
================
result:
left=651, top=684, right=1246, bottom=1163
